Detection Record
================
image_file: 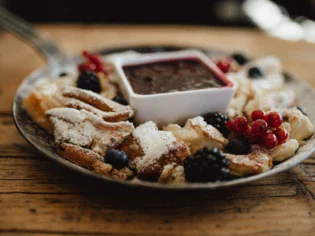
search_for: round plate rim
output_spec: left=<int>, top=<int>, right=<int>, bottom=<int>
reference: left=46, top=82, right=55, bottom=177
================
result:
left=12, top=45, right=315, bottom=190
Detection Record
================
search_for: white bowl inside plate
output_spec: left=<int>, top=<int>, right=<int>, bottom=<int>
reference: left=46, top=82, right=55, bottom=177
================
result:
left=111, top=49, right=236, bottom=126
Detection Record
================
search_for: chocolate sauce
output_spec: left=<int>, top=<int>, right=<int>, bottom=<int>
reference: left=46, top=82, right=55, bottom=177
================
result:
left=123, top=59, right=225, bottom=95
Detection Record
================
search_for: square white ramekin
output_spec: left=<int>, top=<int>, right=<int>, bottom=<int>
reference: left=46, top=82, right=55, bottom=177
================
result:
left=111, top=49, right=236, bottom=126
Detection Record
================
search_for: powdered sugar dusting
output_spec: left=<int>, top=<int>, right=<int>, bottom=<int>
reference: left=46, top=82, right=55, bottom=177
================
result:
left=132, top=121, right=177, bottom=171
left=46, top=107, right=134, bottom=156
left=47, top=108, right=94, bottom=146
left=190, top=116, right=207, bottom=127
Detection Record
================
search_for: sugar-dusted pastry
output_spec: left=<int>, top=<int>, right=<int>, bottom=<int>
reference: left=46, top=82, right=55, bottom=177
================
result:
left=57, top=143, right=133, bottom=180
left=62, top=87, right=134, bottom=122
left=20, top=49, right=314, bottom=185
left=46, top=107, right=134, bottom=156
left=225, top=145, right=273, bottom=176
left=121, top=121, right=190, bottom=180
left=164, top=116, right=228, bottom=154
left=282, top=107, right=314, bottom=144
left=244, top=89, right=295, bottom=118
left=158, top=164, right=185, bottom=184
left=269, top=139, right=299, bottom=162
left=23, top=76, right=75, bottom=131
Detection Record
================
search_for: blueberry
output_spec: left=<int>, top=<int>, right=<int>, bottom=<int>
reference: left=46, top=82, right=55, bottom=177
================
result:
left=231, top=53, right=249, bottom=65
left=112, top=95, right=128, bottom=105
left=226, top=138, right=251, bottom=155
left=59, top=72, right=68, bottom=77
left=248, top=67, right=264, bottom=79
left=77, top=71, right=101, bottom=93
left=105, top=149, right=129, bottom=169
left=296, top=106, right=307, bottom=116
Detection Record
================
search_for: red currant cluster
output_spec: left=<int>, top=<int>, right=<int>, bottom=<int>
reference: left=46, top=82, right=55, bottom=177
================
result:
left=226, top=110, right=288, bottom=149
left=216, top=58, right=232, bottom=73
left=78, top=50, right=108, bottom=75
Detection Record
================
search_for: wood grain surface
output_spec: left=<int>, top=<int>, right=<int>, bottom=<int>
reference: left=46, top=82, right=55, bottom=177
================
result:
left=0, top=25, right=315, bottom=236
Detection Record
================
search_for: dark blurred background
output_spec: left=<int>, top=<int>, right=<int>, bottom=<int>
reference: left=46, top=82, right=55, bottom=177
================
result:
left=0, top=0, right=314, bottom=26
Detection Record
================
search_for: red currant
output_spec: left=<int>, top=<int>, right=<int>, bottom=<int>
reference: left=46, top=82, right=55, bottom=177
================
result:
left=273, top=128, right=288, bottom=144
left=95, top=64, right=108, bottom=75
left=251, top=110, right=265, bottom=122
left=263, top=133, right=278, bottom=149
left=252, top=119, right=268, bottom=137
left=216, top=58, right=231, bottom=73
left=78, top=62, right=96, bottom=73
left=265, top=112, right=282, bottom=128
left=226, top=120, right=236, bottom=132
left=82, top=50, right=91, bottom=58
left=89, top=55, right=103, bottom=65
left=234, top=117, right=249, bottom=132
left=244, top=125, right=256, bottom=143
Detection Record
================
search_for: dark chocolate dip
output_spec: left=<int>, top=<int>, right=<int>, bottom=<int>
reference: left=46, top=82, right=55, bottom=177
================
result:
left=123, top=59, right=225, bottom=95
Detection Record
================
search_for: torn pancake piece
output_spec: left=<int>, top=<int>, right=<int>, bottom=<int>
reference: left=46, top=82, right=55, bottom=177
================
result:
left=46, top=107, right=134, bottom=156
left=121, top=121, right=190, bottom=180
left=164, top=116, right=228, bottom=154
left=225, top=145, right=272, bottom=177
left=57, top=143, right=133, bottom=180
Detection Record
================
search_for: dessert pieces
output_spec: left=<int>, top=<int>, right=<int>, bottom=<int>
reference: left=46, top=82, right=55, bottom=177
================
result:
left=46, top=87, right=135, bottom=180
left=225, top=145, right=272, bottom=176
left=158, top=164, right=185, bottom=184
left=21, top=49, right=315, bottom=185
left=282, top=107, right=314, bottom=144
left=63, top=87, right=134, bottom=122
left=23, top=76, right=75, bottom=131
left=226, top=56, right=293, bottom=118
left=121, top=121, right=190, bottom=180
left=57, top=143, right=133, bottom=180
left=269, top=139, right=299, bottom=162
left=244, top=89, right=295, bottom=118
left=46, top=108, right=134, bottom=156
left=164, top=116, right=228, bottom=154
left=23, top=52, right=118, bottom=131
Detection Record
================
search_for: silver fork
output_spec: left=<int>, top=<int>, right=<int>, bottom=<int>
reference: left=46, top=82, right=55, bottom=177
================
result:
left=0, top=5, right=70, bottom=78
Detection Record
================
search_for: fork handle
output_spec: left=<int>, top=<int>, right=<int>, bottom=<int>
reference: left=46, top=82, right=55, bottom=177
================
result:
left=0, top=5, right=68, bottom=68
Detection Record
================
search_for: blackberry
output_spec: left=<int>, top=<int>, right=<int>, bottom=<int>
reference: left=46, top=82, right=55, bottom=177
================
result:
left=203, top=112, right=230, bottom=137
left=77, top=71, right=101, bottom=93
left=226, top=138, right=251, bottom=155
left=231, top=53, right=249, bottom=65
left=248, top=67, right=264, bottom=79
left=113, top=95, right=129, bottom=105
left=184, top=147, right=229, bottom=182
left=105, top=149, right=129, bottom=169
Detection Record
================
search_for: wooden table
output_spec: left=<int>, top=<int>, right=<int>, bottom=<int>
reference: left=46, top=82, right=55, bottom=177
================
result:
left=1, top=25, right=315, bottom=236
